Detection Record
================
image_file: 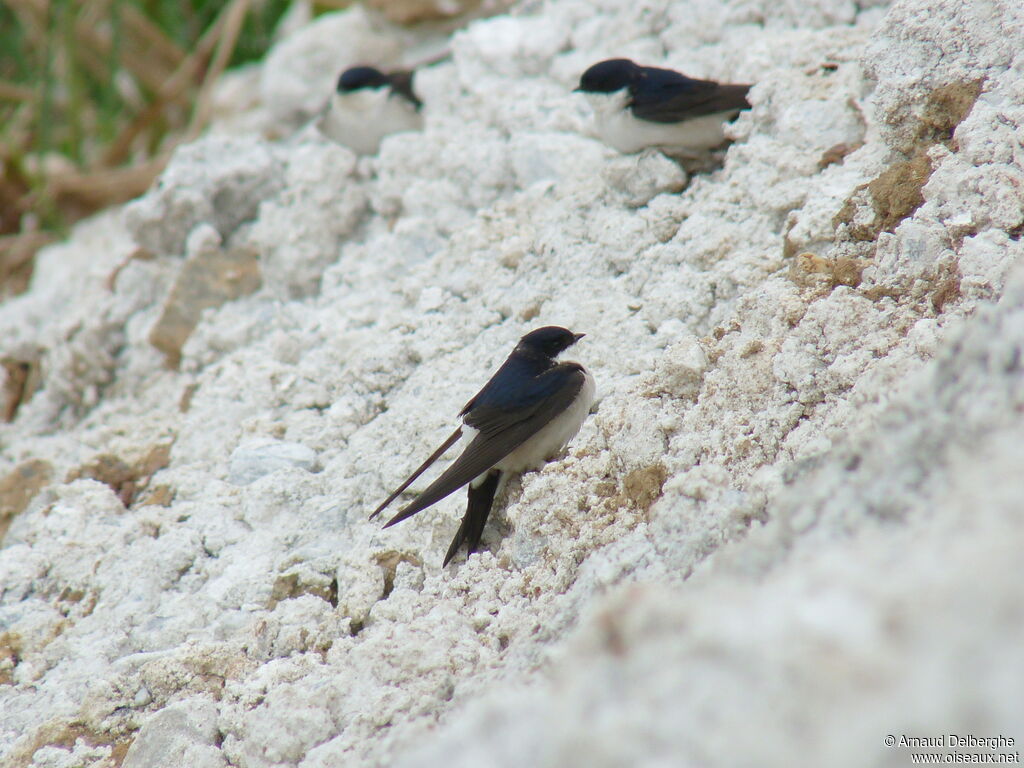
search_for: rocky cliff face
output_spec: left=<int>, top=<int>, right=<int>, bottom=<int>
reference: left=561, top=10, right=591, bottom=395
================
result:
left=2, top=1, right=1023, bottom=766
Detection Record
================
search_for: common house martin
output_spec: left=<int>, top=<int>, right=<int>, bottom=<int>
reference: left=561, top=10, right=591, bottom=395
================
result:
left=575, top=58, right=751, bottom=154
left=371, top=326, right=596, bottom=566
left=317, top=65, right=423, bottom=155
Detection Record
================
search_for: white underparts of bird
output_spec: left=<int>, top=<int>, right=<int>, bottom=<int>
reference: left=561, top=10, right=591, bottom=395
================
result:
left=370, top=327, right=596, bottom=567
left=575, top=58, right=751, bottom=155
left=317, top=65, right=423, bottom=155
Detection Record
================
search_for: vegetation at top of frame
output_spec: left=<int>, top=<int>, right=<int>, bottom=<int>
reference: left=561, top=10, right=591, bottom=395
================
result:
left=3, top=1, right=289, bottom=158
left=0, top=0, right=297, bottom=297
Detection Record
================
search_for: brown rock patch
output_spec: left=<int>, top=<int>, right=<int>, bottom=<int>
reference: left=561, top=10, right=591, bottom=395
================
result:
left=0, top=459, right=53, bottom=540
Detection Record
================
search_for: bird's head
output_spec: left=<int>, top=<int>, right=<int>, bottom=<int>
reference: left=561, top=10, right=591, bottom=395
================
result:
left=574, top=58, right=640, bottom=94
left=518, top=326, right=586, bottom=359
left=337, top=66, right=389, bottom=93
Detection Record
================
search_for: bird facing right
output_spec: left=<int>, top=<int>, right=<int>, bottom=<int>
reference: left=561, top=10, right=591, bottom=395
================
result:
left=575, top=58, right=751, bottom=155
left=370, top=326, right=595, bottom=567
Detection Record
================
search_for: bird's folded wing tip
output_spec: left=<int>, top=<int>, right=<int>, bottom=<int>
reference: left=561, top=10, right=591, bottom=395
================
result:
left=381, top=514, right=402, bottom=529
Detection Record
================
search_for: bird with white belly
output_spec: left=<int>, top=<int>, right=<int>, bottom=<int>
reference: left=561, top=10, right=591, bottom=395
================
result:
left=575, top=58, right=751, bottom=155
left=318, top=65, right=423, bottom=155
left=370, top=327, right=596, bottom=567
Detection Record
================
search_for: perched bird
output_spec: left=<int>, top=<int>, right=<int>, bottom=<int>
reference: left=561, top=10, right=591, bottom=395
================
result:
left=575, top=58, right=751, bottom=154
left=371, top=327, right=596, bottom=566
left=317, top=65, right=423, bottom=155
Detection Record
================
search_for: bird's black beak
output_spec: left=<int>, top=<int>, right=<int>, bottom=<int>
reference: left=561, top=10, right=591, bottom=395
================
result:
left=573, top=333, right=586, bottom=343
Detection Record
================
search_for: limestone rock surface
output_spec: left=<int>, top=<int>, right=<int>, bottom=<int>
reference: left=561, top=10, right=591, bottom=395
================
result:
left=2, top=0, right=1023, bottom=766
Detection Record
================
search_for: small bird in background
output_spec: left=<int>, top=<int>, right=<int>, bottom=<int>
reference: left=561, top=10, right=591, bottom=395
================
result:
left=575, top=58, right=751, bottom=155
left=371, top=327, right=596, bottom=567
left=317, top=65, right=423, bottom=155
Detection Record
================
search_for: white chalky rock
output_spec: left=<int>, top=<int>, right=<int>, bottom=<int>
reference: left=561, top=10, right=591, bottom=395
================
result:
left=228, top=439, right=320, bottom=486
left=124, top=135, right=284, bottom=257
left=250, top=141, right=367, bottom=299
left=122, top=698, right=226, bottom=768
left=2, top=1, right=1024, bottom=767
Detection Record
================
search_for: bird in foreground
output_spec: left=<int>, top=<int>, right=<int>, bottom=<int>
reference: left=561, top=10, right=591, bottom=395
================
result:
left=371, top=327, right=596, bottom=567
left=575, top=58, right=751, bottom=155
left=317, top=65, right=423, bottom=155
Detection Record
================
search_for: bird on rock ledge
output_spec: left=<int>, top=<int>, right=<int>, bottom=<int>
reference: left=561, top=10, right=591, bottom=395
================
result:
left=318, top=65, right=423, bottom=155
left=575, top=58, right=751, bottom=154
left=370, top=327, right=596, bottom=567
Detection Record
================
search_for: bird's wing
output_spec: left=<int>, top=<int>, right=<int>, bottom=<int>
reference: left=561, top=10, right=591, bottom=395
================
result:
left=630, top=68, right=750, bottom=123
left=386, top=70, right=422, bottom=109
left=369, top=426, right=462, bottom=519
left=381, top=364, right=586, bottom=528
